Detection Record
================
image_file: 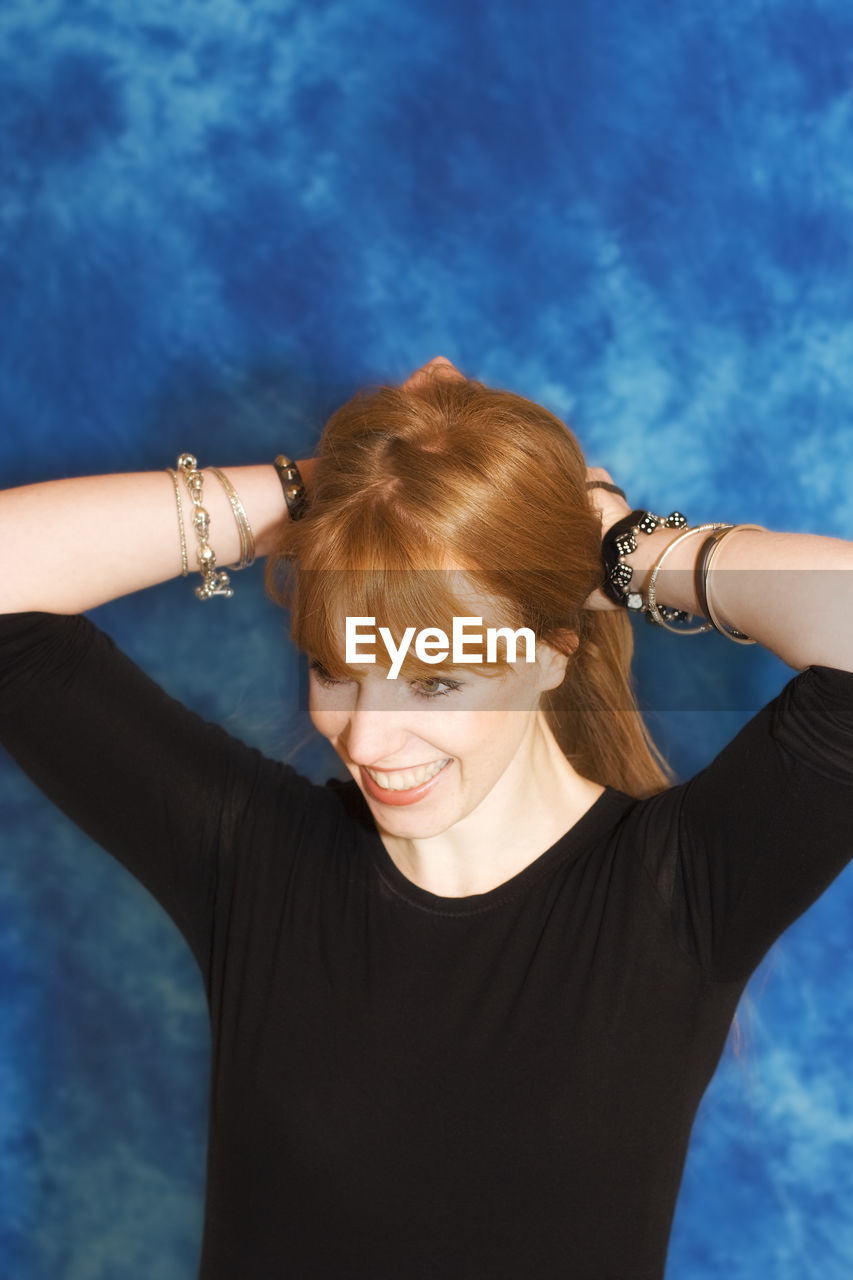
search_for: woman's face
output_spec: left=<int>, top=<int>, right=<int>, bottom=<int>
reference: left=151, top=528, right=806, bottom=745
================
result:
left=308, top=638, right=569, bottom=840
left=308, top=355, right=567, bottom=840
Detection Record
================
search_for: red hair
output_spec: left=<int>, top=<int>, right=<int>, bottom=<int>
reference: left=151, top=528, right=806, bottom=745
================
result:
left=266, top=376, right=676, bottom=799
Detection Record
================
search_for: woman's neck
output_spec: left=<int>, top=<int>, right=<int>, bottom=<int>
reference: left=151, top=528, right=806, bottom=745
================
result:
left=379, top=713, right=605, bottom=898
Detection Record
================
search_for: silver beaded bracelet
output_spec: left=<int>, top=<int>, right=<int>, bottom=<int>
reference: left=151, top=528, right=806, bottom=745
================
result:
left=176, top=453, right=234, bottom=600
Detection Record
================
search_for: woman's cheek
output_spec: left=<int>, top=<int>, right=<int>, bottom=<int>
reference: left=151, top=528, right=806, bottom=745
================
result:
left=308, top=691, right=349, bottom=741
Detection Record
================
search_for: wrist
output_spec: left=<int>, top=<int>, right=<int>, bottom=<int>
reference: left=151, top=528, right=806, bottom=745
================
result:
left=600, top=505, right=764, bottom=644
left=624, top=525, right=705, bottom=617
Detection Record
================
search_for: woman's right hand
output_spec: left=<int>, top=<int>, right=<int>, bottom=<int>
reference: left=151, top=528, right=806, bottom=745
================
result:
left=583, top=466, right=633, bottom=612
left=400, top=355, right=466, bottom=395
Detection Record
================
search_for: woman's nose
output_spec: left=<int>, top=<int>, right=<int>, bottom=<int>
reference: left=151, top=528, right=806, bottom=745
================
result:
left=341, top=701, right=411, bottom=769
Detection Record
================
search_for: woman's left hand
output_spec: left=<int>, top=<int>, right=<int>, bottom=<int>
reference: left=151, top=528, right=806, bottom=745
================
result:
left=583, top=465, right=633, bottom=612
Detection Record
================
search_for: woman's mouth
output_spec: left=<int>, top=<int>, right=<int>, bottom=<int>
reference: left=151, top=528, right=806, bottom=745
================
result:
left=360, top=758, right=453, bottom=805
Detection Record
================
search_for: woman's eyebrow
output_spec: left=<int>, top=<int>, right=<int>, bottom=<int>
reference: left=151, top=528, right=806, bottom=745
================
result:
left=314, top=653, right=501, bottom=680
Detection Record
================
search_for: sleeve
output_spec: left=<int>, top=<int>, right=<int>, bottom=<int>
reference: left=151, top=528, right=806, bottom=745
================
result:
left=0, top=611, right=312, bottom=985
left=640, top=664, right=853, bottom=983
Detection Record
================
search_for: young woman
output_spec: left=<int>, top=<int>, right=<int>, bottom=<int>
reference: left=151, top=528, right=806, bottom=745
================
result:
left=1, top=356, right=851, bottom=1279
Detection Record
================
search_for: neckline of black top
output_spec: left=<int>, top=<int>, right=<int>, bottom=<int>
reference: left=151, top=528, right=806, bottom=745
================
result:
left=328, top=778, right=636, bottom=917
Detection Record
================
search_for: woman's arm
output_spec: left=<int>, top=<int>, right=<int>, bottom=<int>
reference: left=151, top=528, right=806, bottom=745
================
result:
left=0, top=459, right=316, bottom=615
left=628, top=524, right=853, bottom=674
left=585, top=471, right=852, bottom=673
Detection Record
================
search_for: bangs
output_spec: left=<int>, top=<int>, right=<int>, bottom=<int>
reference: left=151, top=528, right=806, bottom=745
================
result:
left=274, top=475, right=549, bottom=682
left=287, top=568, right=530, bottom=681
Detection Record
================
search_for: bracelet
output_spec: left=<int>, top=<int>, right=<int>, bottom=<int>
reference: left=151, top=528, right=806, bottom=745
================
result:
left=176, top=454, right=234, bottom=600
left=646, top=524, right=725, bottom=634
left=273, top=455, right=308, bottom=521
left=694, top=526, right=735, bottom=623
left=165, top=467, right=189, bottom=576
left=601, top=508, right=689, bottom=615
left=208, top=467, right=256, bottom=570
left=700, top=524, right=766, bottom=645
left=602, top=505, right=763, bottom=643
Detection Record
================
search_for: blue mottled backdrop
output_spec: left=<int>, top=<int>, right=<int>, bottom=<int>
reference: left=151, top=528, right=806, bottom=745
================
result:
left=1, top=1, right=852, bottom=1276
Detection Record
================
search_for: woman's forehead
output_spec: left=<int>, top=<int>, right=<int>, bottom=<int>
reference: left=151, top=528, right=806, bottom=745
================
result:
left=324, top=569, right=517, bottom=628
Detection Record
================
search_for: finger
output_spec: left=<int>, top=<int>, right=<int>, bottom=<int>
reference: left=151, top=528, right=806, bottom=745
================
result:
left=401, top=357, right=465, bottom=391
left=582, top=585, right=621, bottom=612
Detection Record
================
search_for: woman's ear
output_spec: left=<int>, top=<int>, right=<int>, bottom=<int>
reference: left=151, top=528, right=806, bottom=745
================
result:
left=535, top=631, right=578, bottom=694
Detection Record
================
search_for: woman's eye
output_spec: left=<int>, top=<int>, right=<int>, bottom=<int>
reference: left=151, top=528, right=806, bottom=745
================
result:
left=309, top=659, right=347, bottom=687
left=412, top=677, right=463, bottom=700
left=310, top=660, right=461, bottom=700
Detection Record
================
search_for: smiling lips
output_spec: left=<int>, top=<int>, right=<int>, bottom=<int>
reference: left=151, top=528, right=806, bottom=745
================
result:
left=360, top=758, right=452, bottom=805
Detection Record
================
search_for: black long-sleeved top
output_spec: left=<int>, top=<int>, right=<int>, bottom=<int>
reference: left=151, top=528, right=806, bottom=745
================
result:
left=1, top=611, right=851, bottom=1279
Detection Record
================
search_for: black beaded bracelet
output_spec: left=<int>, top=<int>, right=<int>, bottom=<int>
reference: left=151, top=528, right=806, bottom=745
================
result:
left=601, top=507, right=692, bottom=624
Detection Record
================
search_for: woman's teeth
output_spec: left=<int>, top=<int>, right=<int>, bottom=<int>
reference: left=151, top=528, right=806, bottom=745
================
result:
left=365, top=759, right=450, bottom=791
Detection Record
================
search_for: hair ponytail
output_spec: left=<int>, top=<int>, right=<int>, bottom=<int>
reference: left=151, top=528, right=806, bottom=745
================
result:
left=542, top=609, right=677, bottom=798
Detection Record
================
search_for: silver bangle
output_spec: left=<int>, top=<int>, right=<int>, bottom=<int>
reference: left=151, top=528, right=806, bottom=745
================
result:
left=165, top=467, right=189, bottom=577
left=645, top=524, right=724, bottom=634
left=176, top=454, right=234, bottom=600
left=703, top=524, right=765, bottom=645
left=207, top=467, right=255, bottom=570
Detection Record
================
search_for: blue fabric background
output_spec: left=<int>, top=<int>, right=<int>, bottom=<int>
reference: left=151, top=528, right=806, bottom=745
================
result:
left=1, top=1, right=851, bottom=1276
